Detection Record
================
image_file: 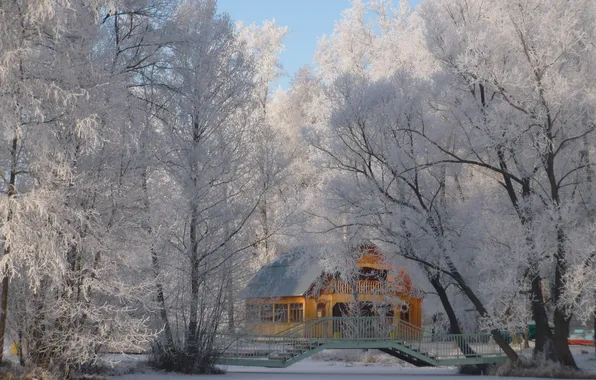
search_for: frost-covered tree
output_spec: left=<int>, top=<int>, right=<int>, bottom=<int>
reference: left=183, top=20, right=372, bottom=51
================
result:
left=305, top=0, right=513, bottom=359
left=0, top=1, right=166, bottom=376
left=142, top=1, right=289, bottom=372
left=0, top=0, right=295, bottom=376
left=236, top=19, right=291, bottom=264
left=419, top=0, right=596, bottom=366
left=314, top=0, right=435, bottom=83
left=307, top=71, right=518, bottom=359
left=301, top=0, right=596, bottom=366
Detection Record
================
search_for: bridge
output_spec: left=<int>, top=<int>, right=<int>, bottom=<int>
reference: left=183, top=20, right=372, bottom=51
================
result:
left=217, top=317, right=520, bottom=368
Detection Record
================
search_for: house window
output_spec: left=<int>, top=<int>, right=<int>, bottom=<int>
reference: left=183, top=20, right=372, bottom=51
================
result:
left=400, top=304, right=410, bottom=323
left=246, top=304, right=260, bottom=322
left=261, top=303, right=273, bottom=322
left=274, top=304, right=288, bottom=323
left=289, top=303, right=304, bottom=322
left=385, top=305, right=395, bottom=317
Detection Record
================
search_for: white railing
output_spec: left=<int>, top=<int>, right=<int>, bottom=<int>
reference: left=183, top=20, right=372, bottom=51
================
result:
left=332, top=280, right=385, bottom=295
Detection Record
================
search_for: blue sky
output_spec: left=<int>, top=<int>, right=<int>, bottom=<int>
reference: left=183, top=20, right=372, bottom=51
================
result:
left=218, top=0, right=352, bottom=90
left=218, top=0, right=422, bottom=89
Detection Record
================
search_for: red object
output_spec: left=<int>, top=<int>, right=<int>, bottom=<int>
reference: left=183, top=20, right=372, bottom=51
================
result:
left=568, top=338, right=595, bottom=346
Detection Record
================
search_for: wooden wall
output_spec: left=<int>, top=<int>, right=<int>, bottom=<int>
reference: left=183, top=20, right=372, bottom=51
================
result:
left=244, top=291, right=423, bottom=335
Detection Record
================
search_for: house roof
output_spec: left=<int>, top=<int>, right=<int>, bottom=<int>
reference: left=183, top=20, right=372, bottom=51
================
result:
left=241, top=244, right=422, bottom=300
left=241, top=245, right=325, bottom=299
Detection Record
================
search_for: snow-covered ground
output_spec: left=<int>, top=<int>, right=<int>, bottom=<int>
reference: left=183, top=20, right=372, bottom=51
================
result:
left=112, top=346, right=596, bottom=380
left=574, top=346, right=596, bottom=376
left=113, top=360, right=500, bottom=380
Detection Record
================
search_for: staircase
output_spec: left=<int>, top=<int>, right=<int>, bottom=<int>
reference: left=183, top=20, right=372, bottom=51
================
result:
left=218, top=336, right=327, bottom=368
left=267, top=340, right=325, bottom=362
left=216, top=317, right=517, bottom=368
left=378, top=347, right=434, bottom=367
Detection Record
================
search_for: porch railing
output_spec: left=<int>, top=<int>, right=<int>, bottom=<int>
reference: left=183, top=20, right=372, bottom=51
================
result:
left=331, top=280, right=385, bottom=295
left=276, top=316, right=423, bottom=341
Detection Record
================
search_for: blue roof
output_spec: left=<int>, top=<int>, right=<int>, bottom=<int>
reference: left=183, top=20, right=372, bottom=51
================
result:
left=241, top=245, right=325, bottom=299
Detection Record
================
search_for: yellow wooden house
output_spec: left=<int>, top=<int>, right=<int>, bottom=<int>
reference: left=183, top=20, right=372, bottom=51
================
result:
left=242, top=244, right=423, bottom=335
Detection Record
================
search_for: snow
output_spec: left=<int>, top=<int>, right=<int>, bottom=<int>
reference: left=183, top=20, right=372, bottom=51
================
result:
left=111, top=347, right=596, bottom=379
left=574, top=346, right=596, bottom=375
left=110, top=360, right=580, bottom=379
left=112, top=360, right=482, bottom=379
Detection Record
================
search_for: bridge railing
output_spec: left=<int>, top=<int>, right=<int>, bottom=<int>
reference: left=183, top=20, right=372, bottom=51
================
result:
left=422, top=333, right=512, bottom=359
left=217, top=332, right=326, bottom=362
left=272, top=318, right=311, bottom=337
left=224, top=317, right=522, bottom=362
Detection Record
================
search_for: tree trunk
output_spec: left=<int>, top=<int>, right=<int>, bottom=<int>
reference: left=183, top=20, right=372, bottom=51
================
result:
left=259, top=196, right=270, bottom=259
left=429, top=276, right=460, bottom=334
left=429, top=165, right=478, bottom=355
left=541, top=108, right=576, bottom=367
left=225, top=273, right=235, bottom=333
left=530, top=276, right=555, bottom=359
left=0, top=135, right=18, bottom=364
left=223, top=183, right=234, bottom=333
left=552, top=226, right=577, bottom=368
left=17, top=329, right=24, bottom=366
left=142, top=166, right=174, bottom=350
left=428, top=274, right=477, bottom=357
left=448, top=267, right=519, bottom=361
left=553, top=308, right=576, bottom=368
left=481, top=82, right=541, bottom=362
left=185, top=117, right=202, bottom=369
left=185, top=202, right=200, bottom=366
left=425, top=211, right=518, bottom=360
left=151, top=247, right=174, bottom=350
left=0, top=275, right=8, bottom=363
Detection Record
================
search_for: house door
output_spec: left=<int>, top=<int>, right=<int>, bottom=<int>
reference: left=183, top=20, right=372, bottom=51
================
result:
left=316, top=302, right=326, bottom=318
left=332, top=303, right=349, bottom=336
left=317, top=302, right=329, bottom=337
left=332, top=302, right=349, bottom=317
